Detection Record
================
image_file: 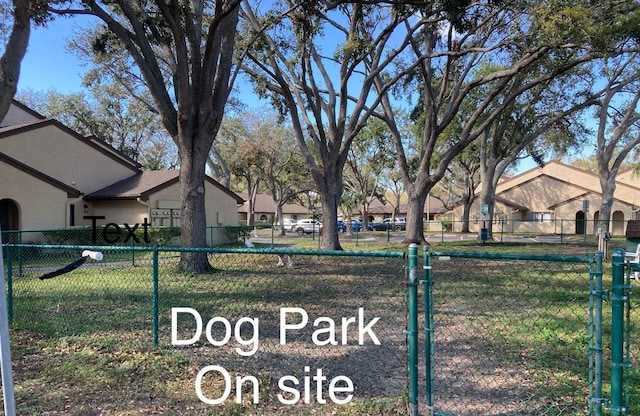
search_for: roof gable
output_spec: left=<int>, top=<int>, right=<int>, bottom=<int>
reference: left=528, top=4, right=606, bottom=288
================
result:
left=0, top=118, right=141, bottom=173
left=0, top=101, right=46, bottom=127
left=496, top=161, right=602, bottom=195
left=490, top=161, right=640, bottom=212
left=0, top=152, right=81, bottom=197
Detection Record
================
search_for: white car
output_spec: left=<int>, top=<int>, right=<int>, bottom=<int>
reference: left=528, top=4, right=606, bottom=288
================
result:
left=290, top=219, right=322, bottom=235
left=275, top=218, right=296, bottom=231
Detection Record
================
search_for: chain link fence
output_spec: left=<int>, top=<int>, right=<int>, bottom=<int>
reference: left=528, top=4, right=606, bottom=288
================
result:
left=413, top=249, right=639, bottom=416
left=3, top=243, right=407, bottom=415
left=2, top=237, right=638, bottom=415
left=0, top=225, right=266, bottom=247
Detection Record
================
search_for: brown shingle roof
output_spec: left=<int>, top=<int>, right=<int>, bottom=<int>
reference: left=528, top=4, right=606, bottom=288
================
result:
left=85, top=170, right=244, bottom=203
left=85, top=170, right=179, bottom=199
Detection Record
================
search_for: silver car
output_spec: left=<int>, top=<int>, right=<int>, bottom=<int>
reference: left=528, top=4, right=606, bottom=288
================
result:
left=290, top=219, right=322, bottom=235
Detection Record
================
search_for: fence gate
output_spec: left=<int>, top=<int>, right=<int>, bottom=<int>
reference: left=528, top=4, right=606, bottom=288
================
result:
left=405, top=245, right=638, bottom=416
left=589, top=248, right=638, bottom=416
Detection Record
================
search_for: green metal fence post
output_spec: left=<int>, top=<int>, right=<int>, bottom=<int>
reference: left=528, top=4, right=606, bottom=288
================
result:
left=407, top=243, right=419, bottom=416
left=152, top=248, right=159, bottom=348
left=624, top=260, right=634, bottom=414
left=610, top=248, right=627, bottom=415
left=422, top=246, right=434, bottom=411
left=589, top=251, right=604, bottom=415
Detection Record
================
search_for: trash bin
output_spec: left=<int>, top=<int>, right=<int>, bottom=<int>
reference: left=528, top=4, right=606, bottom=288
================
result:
left=480, top=228, right=488, bottom=242
left=625, top=220, right=640, bottom=253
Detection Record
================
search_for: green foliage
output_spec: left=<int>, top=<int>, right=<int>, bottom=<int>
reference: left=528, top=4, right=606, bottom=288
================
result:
left=145, top=227, right=181, bottom=246
left=533, top=0, right=640, bottom=50
left=90, top=28, right=121, bottom=56
left=222, top=225, right=253, bottom=244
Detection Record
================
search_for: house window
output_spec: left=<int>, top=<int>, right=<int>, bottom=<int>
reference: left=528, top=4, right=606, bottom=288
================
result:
left=531, top=212, right=551, bottom=222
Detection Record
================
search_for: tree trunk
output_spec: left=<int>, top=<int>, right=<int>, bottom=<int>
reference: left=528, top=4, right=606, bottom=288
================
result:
left=0, top=0, right=30, bottom=119
left=478, top=177, right=497, bottom=240
left=178, top=138, right=215, bottom=273
left=461, top=198, right=473, bottom=233
left=459, top=172, right=476, bottom=233
left=276, top=204, right=285, bottom=237
left=246, top=177, right=258, bottom=227
left=404, top=191, right=427, bottom=244
left=320, top=191, right=342, bottom=250
left=597, top=171, right=616, bottom=234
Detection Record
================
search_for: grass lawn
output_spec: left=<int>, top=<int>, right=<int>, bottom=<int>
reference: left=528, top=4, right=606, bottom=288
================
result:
left=3, top=235, right=638, bottom=415
left=7, top=249, right=407, bottom=415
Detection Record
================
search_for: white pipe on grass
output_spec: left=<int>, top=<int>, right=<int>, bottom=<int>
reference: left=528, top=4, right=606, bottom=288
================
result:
left=82, top=250, right=104, bottom=261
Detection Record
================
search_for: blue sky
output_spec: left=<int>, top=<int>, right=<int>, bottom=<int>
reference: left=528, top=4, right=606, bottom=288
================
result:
left=18, top=16, right=543, bottom=174
left=19, top=17, right=95, bottom=94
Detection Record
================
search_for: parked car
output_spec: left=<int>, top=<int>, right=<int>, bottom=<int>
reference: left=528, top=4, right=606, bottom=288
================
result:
left=290, top=219, right=322, bottom=235
left=348, top=219, right=363, bottom=232
left=320, top=220, right=347, bottom=235
left=372, top=217, right=407, bottom=231
left=348, top=219, right=373, bottom=232
left=275, top=218, right=296, bottom=232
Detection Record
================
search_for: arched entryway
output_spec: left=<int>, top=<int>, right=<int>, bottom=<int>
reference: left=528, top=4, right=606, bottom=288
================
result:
left=575, top=211, right=585, bottom=235
left=612, top=211, right=625, bottom=236
left=0, top=199, right=20, bottom=243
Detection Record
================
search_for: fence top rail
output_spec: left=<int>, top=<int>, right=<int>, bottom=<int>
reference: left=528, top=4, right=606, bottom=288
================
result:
left=3, top=243, right=406, bottom=259
left=429, top=249, right=594, bottom=264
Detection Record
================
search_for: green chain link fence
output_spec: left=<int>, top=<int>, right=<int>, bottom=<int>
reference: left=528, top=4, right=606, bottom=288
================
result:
left=408, top=248, right=639, bottom=416
left=0, top=225, right=267, bottom=248
left=3, top=243, right=407, bottom=415
left=2, top=237, right=638, bottom=415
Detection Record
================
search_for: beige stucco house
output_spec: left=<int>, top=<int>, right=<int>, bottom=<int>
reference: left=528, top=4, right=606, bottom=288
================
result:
left=367, top=195, right=448, bottom=222
left=236, top=193, right=310, bottom=224
left=451, top=161, right=640, bottom=235
left=0, top=101, right=243, bottom=244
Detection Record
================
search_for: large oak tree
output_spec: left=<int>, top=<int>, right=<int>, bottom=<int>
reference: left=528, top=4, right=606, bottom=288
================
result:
left=593, top=50, right=640, bottom=234
left=240, top=1, right=419, bottom=249
left=376, top=0, right=601, bottom=243
left=49, top=0, right=241, bottom=272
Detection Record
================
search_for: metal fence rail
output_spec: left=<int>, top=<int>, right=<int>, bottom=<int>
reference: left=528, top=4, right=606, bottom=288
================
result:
left=407, top=248, right=639, bottom=416
left=3, top=242, right=638, bottom=415
left=3, top=244, right=407, bottom=415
